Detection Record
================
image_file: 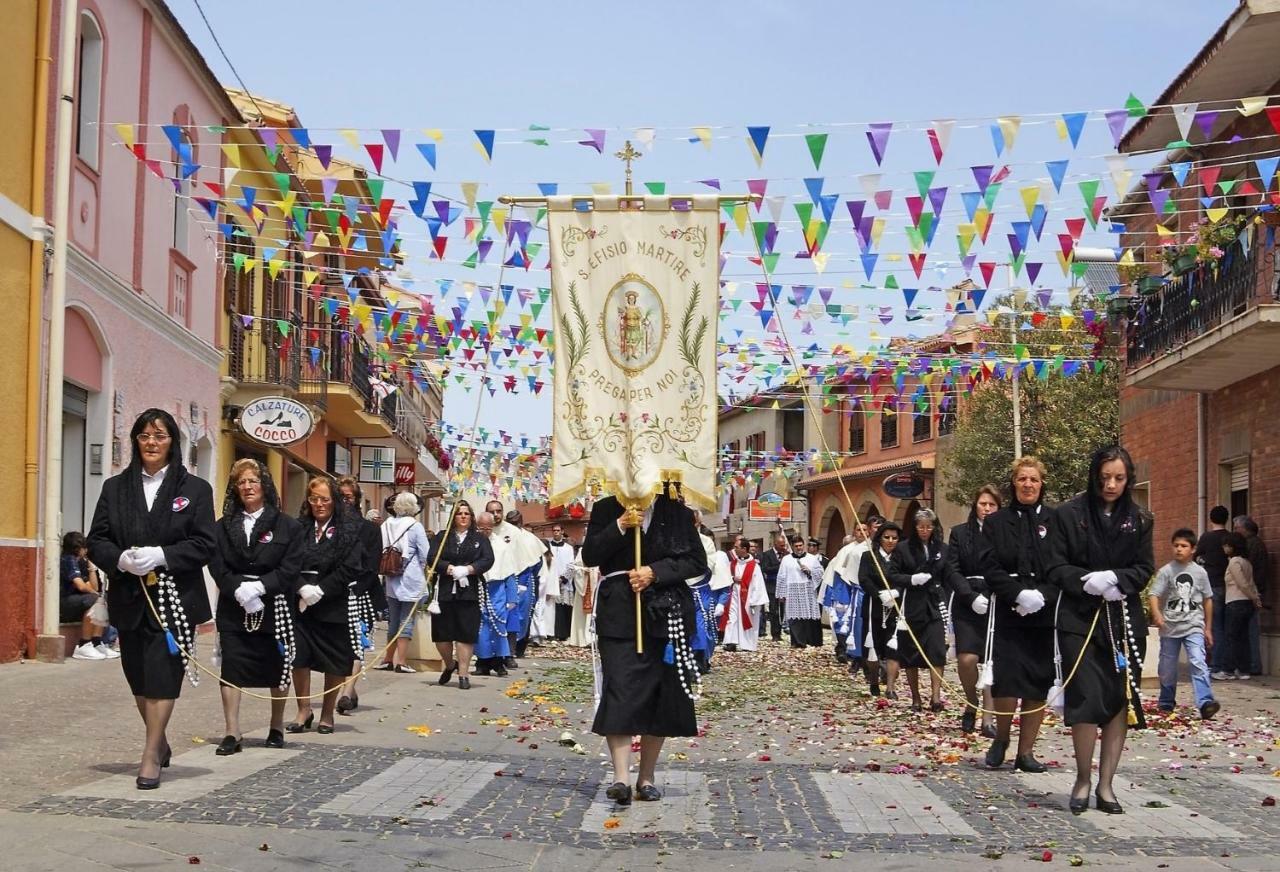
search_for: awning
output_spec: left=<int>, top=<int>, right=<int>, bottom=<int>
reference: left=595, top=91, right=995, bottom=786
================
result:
left=795, top=456, right=932, bottom=492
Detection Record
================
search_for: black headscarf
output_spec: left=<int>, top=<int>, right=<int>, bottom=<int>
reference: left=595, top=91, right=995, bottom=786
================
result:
left=220, top=460, right=281, bottom=549
left=1008, top=470, right=1048, bottom=580
left=118, top=409, right=188, bottom=547
left=298, top=476, right=362, bottom=566
left=1084, top=445, right=1141, bottom=558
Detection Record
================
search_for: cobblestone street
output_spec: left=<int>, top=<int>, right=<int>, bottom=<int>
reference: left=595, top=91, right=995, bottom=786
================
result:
left=3, top=643, right=1279, bottom=869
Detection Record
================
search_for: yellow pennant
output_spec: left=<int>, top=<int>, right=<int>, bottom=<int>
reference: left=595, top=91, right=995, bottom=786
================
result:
left=870, top=217, right=886, bottom=248
left=1239, top=96, right=1267, bottom=117
left=267, top=258, right=285, bottom=280
left=303, top=270, right=319, bottom=287
left=277, top=190, right=296, bottom=215
left=691, top=127, right=713, bottom=149
left=1207, top=206, right=1229, bottom=225
left=491, top=207, right=507, bottom=238
left=221, top=144, right=241, bottom=168
left=114, top=123, right=135, bottom=150
left=1060, top=314, right=1075, bottom=330
left=997, top=116, right=1022, bottom=151
left=1020, top=186, right=1039, bottom=218
left=422, top=128, right=444, bottom=143
left=460, top=182, right=479, bottom=213
left=591, top=182, right=612, bottom=196
left=811, top=252, right=829, bottom=274
left=339, top=129, right=361, bottom=150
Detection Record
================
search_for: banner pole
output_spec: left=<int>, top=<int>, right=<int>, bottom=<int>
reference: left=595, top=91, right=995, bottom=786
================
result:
left=634, top=524, right=644, bottom=655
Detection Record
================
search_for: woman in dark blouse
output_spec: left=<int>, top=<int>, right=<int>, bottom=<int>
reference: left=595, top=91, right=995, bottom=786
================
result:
left=425, top=501, right=494, bottom=690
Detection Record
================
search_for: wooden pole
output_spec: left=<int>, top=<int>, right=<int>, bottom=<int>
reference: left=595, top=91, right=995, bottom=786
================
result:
left=634, top=524, right=644, bottom=654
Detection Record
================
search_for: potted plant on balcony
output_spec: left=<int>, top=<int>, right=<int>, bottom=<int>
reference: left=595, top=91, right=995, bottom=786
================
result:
left=1160, top=243, right=1199, bottom=277
left=1193, top=213, right=1247, bottom=267
left=1118, top=262, right=1163, bottom=296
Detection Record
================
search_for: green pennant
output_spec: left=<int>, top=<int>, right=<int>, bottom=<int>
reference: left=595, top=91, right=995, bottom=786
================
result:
left=884, top=274, right=899, bottom=289
left=1078, top=179, right=1100, bottom=210
left=1011, top=253, right=1026, bottom=277
left=535, top=208, right=546, bottom=228
left=644, top=181, right=666, bottom=195
left=957, top=231, right=972, bottom=258
left=1124, top=92, right=1147, bottom=118
left=1071, top=261, right=1089, bottom=278
left=477, top=201, right=493, bottom=223
left=462, top=251, right=478, bottom=269
left=904, top=226, right=924, bottom=252
left=762, top=252, right=780, bottom=274
left=530, top=302, right=545, bottom=319
left=276, top=319, right=291, bottom=338
left=983, top=182, right=1002, bottom=211
left=914, top=171, right=936, bottom=200
left=1162, top=197, right=1178, bottom=215
left=292, top=206, right=308, bottom=234
left=1218, top=179, right=1238, bottom=195
left=794, top=202, right=813, bottom=227
left=272, top=172, right=290, bottom=195
left=366, top=180, right=384, bottom=203
left=1013, top=343, right=1028, bottom=360
left=805, top=133, right=828, bottom=170
left=752, top=221, right=773, bottom=254
left=917, top=211, right=934, bottom=243
left=525, top=242, right=543, bottom=261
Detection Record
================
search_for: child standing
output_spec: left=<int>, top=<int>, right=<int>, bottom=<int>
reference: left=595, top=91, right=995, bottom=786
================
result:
left=1215, top=532, right=1263, bottom=681
left=1148, top=529, right=1218, bottom=719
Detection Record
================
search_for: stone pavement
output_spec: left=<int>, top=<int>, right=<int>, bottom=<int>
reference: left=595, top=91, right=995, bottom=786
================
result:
left=2, top=640, right=1280, bottom=870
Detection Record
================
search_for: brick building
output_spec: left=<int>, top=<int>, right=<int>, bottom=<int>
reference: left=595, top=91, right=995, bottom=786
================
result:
left=1112, top=0, right=1280, bottom=672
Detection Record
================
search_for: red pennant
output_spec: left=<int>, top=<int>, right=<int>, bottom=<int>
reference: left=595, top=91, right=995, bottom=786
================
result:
left=1031, top=312, right=1047, bottom=327
left=978, top=261, right=997, bottom=288
left=433, top=236, right=447, bottom=259
left=1199, top=165, right=1222, bottom=194
left=1058, top=234, right=1075, bottom=258
left=1064, top=218, right=1086, bottom=241
left=905, top=196, right=924, bottom=227
left=1266, top=107, right=1280, bottom=137
left=364, top=143, right=385, bottom=174
left=377, top=198, right=395, bottom=228
left=908, top=253, right=927, bottom=278
left=926, top=128, right=944, bottom=164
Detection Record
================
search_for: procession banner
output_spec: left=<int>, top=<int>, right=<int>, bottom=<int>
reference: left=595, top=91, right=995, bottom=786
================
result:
left=548, top=195, right=719, bottom=511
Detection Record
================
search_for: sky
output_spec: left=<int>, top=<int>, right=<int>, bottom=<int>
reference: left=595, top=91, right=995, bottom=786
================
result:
left=166, top=0, right=1238, bottom=443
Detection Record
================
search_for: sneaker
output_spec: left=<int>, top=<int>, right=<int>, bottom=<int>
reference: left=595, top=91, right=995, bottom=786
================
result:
left=95, top=643, right=120, bottom=659
left=72, top=642, right=107, bottom=660
left=1211, top=671, right=1234, bottom=680
left=1234, top=671, right=1251, bottom=681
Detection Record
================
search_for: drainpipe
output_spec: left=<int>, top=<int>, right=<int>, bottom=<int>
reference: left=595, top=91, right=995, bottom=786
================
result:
left=37, top=0, right=79, bottom=656
left=1197, top=392, right=1207, bottom=535
left=26, top=0, right=51, bottom=545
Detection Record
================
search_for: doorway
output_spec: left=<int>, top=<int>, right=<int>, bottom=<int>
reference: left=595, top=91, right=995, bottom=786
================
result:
left=62, top=384, right=89, bottom=533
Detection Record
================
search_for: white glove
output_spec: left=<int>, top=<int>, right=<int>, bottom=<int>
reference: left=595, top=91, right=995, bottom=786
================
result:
left=130, top=546, right=167, bottom=574
left=234, top=580, right=266, bottom=607
left=117, top=551, right=143, bottom=575
left=1014, top=589, right=1046, bottom=616
left=242, top=595, right=265, bottom=615
left=910, top=572, right=931, bottom=587
left=449, top=565, right=470, bottom=580
left=517, top=585, right=529, bottom=594
left=1082, top=570, right=1119, bottom=596
left=1102, top=585, right=1126, bottom=602
left=714, top=603, right=726, bottom=617
left=834, top=603, right=847, bottom=613
left=878, top=589, right=897, bottom=607
left=971, top=594, right=989, bottom=615
left=298, top=584, right=324, bottom=607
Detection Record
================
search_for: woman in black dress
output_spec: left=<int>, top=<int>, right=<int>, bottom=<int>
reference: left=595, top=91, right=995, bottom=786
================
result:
left=582, top=493, right=707, bottom=805
left=210, top=459, right=304, bottom=754
left=290, top=475, right=366, bottom=734
left=335, top=475, right=382, bottom=714
left=887, top=509, right=949, bottom=713
left=946, top=485, right=1002, bottom=736
left=426, top=501, right=494, bottom=690
left=1046, top=446, right=1153, bottom=815
left=858, top=521, right=901, bottom=698
left=87, top=409, right=216, bottom=790
left=980, top=457, right=1058, bottom=772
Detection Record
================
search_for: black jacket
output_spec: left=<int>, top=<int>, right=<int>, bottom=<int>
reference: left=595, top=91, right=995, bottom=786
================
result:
left=581, top=496, right=707, bottom=640
left=887, top=539, right=947, bottom=626
left=758, top=546, right=788, bottom=588
left=980, top=503, right=1060, bottom=629
left=210, top=505, right=305, bottom=634
left=426, top=528, right=494, bottom=604
left=1045, top=494, right=1154, bottom=637
left=88, top=471, right=216, bottom=630
left=945, top=522, right=989, bottom=605
left=859, top=548, right=894, bottom=599
left=296, top=509, right=366, bottom=624
left=355, top=518, right=383, bottom=595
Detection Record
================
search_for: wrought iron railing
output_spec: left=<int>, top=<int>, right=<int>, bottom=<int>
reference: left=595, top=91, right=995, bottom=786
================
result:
left=227, top=315, right=301, bottom=390
left=298, top=319, right=330, bottom=410
left=1126, top=241, right=1272, bottom=368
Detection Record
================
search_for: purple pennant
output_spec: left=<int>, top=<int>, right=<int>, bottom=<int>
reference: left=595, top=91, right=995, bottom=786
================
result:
left=1150, top=188, right=1170, bottom=216
left=819, top=287, right=833, bottom=304
left=856, top=216, right=874, bottom=249
left=1027, top=262, right=1043, bottom=285
left=747, top=178, right=768, bottom=202
left=1193, top=110, right=1219, bottom=140
left=321, top=177, right=339, bottom=203
left=878, top=307, right=894, bottom=325
left=846, top=199, right=866, bottom=228
left=1007, top=233, right=1024, bottom=259
left=477, top=239, right=493, bottom=262
left=314, top=144, right=333, bottom=170
left=579, top=128, right=606, bottom=153
left=1036, top=290, right=1052, bottom=308
left=698, top=179, right=722, bottom=190
left=381, top=129, right=401, bottom=161
left=1104, top=109, right=1129, bottom=147
left=866, top=122, right=893, bottom=166
left=434, top=199, right=452, bottom=224
left=972, top=165, right=993, bottom=195
left=961, top=254, right=977, bottom=275
left=763, top=223, right=779, bottom=253
left=927, top=186, right=948, bottom=215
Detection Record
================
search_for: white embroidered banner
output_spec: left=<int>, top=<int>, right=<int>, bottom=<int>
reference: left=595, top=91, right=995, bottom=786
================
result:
left=548, top=196, right=719, bottom=511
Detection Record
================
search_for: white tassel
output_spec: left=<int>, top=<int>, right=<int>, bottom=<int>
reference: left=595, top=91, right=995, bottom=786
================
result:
left=1047, top=679, right=1065, bottom=716
left=976, top=660, right=994, bottom=691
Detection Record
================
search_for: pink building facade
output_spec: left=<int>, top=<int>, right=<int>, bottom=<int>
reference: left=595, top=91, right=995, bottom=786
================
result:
left=50, top=0, right=237, bottom=535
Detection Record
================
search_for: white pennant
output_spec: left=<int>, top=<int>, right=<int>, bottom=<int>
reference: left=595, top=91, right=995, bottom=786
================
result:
left=1171, top=103, right=1197, bottom=142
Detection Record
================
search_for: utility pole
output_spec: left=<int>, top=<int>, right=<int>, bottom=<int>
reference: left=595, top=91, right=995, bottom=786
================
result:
left=36, top=0, right=79, bottom=659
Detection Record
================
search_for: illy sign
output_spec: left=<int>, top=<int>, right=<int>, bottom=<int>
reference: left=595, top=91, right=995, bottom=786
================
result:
left=394, top=462, right=415, bottom=485
left=239, top=397, right=314, bottom=447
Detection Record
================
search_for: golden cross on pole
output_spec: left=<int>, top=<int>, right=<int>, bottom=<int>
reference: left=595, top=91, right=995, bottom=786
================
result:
left=614, top=140, right=642, bottom=196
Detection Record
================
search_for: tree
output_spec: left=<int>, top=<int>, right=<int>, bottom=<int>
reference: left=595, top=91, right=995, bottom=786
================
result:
left=943, top=299, right=1119, bottom=505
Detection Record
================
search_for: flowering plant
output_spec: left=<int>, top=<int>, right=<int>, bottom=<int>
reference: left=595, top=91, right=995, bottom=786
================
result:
left=1161, top=213, right=1247, bottom=273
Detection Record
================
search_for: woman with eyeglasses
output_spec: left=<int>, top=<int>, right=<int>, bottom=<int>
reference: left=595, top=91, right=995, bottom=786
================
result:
left=858, top=522, right=902, bottom=699
left=289, top=475, right=367, bottom=734
left=334, top=475, right=383, bottom=714
left=209, top=459, right=305, bottom=755
left=87, top=409, right=216, bottom=790
left=425, top=501, right=494, bottom=689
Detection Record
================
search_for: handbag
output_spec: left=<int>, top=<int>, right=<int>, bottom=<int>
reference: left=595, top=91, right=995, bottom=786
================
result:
left=379, top=525, right=410, bottom=575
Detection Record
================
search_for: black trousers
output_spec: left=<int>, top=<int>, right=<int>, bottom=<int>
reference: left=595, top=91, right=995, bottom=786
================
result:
left=789, top=618, right=823, bottom=647
left=763, top=581, right=782, bottom=640
left=1222, top=600, right=1255, bottom=675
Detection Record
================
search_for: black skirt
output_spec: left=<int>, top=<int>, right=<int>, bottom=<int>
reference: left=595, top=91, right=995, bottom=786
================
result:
left=434, top=600, right=480, bottom=643
left=221, top=630, right=285, bottom=689
left=991, top=625, right=1055, bottom=700
left=951, top=598, right=988, bottom=657
left=888, top=617, right=945, bottom=669
left=592, top=635, right=697, bottom=737
left=293, top=613, right=355, bottom=675
left=1060, top=629, right=1146, bottom=729
left=119, top=623, right=188, bottom=699
left=866, top=597, right=895, bottom=660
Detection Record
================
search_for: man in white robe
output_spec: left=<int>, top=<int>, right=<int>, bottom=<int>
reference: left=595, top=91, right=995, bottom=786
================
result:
left=565, top=552, right=596, bottom=647
left=720, top=535, right=769, bottom=652
left=778, top=534, right=824, bottom=648
left=484, top=501, right=547, bottom=666
left=537, top=527, right=575, bottom=641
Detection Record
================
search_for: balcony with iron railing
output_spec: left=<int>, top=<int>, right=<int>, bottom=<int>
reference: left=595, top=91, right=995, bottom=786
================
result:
left=1125, top=231, right=1280, bottom=392
left=297, top=319, right=330, bottom=411
left=227, top=315, right=302, bottom=392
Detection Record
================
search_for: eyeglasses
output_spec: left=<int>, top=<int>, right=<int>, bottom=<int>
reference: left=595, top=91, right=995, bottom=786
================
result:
left=137, top=432, right=171, bottom=444
left=236, top=478, right=261, bottom=487
left=307, top=496, right=333, bottom=505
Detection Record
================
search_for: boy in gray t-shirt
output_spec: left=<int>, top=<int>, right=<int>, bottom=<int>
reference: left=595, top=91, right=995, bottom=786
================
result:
left=1148, top=528, right=1218, bottom=719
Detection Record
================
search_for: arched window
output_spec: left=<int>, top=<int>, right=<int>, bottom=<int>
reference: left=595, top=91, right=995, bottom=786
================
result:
left=75, top=12, right=105, bottom=169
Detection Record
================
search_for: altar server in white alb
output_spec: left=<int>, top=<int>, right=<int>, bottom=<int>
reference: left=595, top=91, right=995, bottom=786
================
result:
left=822, top=526, right=869, bottom=664
left=777, top=534, right=825, bottom=648
left=720, top=535, right=769, bottom=652
left=537, top=527, right=575, bottom=641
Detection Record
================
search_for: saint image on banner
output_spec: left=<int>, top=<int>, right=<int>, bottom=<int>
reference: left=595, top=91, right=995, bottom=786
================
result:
left=605, top=275, right=665, bottom=374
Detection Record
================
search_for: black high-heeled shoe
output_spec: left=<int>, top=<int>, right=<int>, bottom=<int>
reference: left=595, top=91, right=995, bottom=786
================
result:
left=1014, top=753, right=1047, bottom=773
left=605, top=781, right=632, bottom=806
left=1069, top=782, right=1091, bottom=815
left=316, top=722, right=335, bottom=735
left=285, top=712, right=314, bottom=733
left=1095, top=790, right=1124, bottom=815
left=135, top=774, right=161, bottom=791
left=438, top=665, right=456, bottom=686
left=160, top=745, right=172, bottom=768
left=263, top=729, right=285, bottom=749
left=985, top=738, right=1009, bottom=769
left=960, top=709, right=977, bottom=734
left=215, top=735, right=242, bottom=756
